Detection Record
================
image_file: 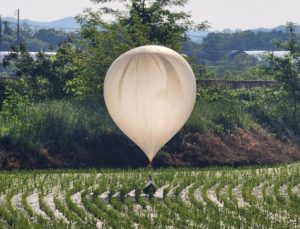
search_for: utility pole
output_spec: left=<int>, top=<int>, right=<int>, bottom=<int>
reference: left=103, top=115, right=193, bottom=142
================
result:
left=17, top=9, right=20, bottom=49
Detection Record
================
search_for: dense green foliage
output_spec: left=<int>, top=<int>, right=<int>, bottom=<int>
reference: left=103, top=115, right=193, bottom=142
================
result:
left=3, top=41, right=77, bottom=99
left=0, top=85, right=296, bottom=159
left=190, top=87, right=298, bottom=136
left=264, top=23, right=300, bottom=133
left=65, top=0, right=208, bottom=100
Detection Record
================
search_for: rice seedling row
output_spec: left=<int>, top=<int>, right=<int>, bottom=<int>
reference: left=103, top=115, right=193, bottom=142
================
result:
left=0, top=164, right=300, bottom=228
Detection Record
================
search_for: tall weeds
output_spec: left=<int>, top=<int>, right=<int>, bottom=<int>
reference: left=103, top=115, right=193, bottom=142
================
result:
left=0, top=99, right=118, bottom=152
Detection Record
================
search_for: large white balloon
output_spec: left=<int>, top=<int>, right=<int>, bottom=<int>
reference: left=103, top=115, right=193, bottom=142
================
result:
left=104, top=45, right=196, bottom=162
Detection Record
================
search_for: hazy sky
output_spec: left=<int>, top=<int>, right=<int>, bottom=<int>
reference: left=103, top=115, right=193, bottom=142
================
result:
left=1, top=0, right=300, bottom=30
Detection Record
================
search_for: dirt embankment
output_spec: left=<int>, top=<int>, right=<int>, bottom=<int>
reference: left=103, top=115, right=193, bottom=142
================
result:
left=158, top=128, right=300, bottom=167
left=1, top=128, right=300, bottom=169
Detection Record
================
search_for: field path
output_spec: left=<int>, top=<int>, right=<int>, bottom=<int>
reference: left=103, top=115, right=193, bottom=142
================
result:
left=71, top=190, right=104, bottom=228
left=207, top=183, right=223, bottom=208
left=233, top=184, right=249, bottom=207
left=194, top=185, right=207, bottom=206
left=44, top=189, right=69, bottom=223
left=27, top=192, right=51, bottom=220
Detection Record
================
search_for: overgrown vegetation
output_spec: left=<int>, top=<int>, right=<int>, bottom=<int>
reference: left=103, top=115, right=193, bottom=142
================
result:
left=1, top=85, right=300, bottom=168
left=0, top=100, right=114, bottom=152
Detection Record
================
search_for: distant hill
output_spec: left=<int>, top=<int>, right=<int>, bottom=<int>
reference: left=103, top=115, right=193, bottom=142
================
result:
left=3, top=16, right=300, bottom=43
left=189, top=25, right=300, bottom=44
left=251, top=26, right=300, bottom=33
left=2, top=17, right=80, bottom=31
left=2, top=16, right=208, bottom=42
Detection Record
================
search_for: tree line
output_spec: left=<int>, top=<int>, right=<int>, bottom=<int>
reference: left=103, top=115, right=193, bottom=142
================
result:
left=0, top=20, right=73, bottom=51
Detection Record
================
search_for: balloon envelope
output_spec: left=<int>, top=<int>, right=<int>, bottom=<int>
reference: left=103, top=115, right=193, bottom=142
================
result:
left=104, top=45, right=196, bottom=162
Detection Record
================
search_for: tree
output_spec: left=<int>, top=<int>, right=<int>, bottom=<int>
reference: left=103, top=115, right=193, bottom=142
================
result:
left=91, top=0, right=207, bottom=50
left=66, top=0, right=208, bottom=100
left=3, top=43, right=34, bottom=76
left=200, top=30, right=287, bottom=61
left=265, top=22, right=300, bottom=132
left=33, top=29, right=68, bottom=48
left=52, top=40, right=78, bottom=98
left=3, top=41, right=78, bottom=100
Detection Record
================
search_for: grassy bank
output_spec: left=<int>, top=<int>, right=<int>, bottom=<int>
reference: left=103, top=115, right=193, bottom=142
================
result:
left=0, top=100, right=117, bottom=152
left=0, top=89, right=254, bottom=154
left=0, top=87, right=299, bottom=168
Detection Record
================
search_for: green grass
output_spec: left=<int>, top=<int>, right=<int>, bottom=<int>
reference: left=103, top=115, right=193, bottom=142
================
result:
left=0, top=99, right=118, bottom=152
left=0, top=94, right=256, bottom=153
left=186, top=97, right=254, bottom=133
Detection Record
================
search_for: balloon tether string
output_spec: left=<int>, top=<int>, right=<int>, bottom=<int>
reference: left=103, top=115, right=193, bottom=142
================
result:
left=147, top=160, right=153, bottom=182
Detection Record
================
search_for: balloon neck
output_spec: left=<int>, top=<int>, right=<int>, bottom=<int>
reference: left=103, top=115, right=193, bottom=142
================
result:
left=148, top=161, right=153, bottom=169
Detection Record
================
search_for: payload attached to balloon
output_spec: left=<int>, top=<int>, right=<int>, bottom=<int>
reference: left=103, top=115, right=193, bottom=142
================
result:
left=104, top=45, right=196, bottom=162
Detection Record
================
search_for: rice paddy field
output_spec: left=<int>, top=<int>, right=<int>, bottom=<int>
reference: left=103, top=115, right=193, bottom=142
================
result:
left=1, top=163, right=300, bottom=228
